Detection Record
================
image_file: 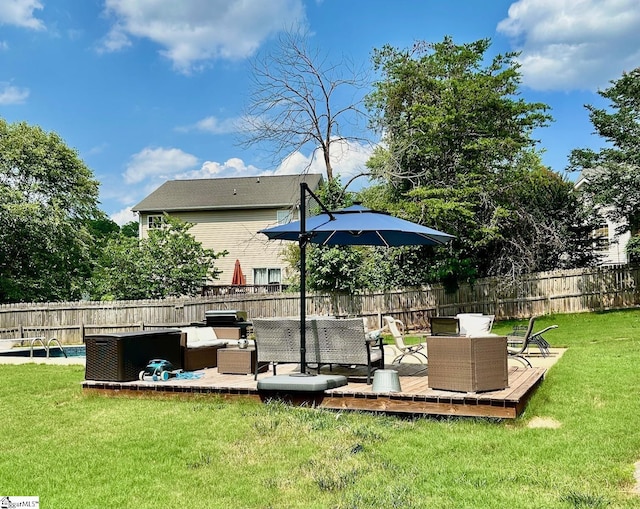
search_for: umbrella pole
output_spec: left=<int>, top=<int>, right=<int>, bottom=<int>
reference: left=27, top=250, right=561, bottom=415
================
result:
left=299, top=182, right=308, bottom=375
left=295, top=182, right=336, bottom=376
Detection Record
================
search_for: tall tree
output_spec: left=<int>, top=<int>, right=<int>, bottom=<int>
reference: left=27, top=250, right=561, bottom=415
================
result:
left=120, top=220, right=140, bottom=238
left=0, top=120, right=100, bottom=302
left=305, top=179, right=361, bottom=293
left=569, top=67, right=640, bottom=235
left=240, top=28, right=371, bottom=182
left=364, top=37, right=594, bottom=286
left=90, top=216, right=226, bottom=300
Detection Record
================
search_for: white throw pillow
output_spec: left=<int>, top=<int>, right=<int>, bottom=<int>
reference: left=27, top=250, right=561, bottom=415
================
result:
left=457, top=314, right=494, bottom=337
left=181, top=327, right=218, bottom=346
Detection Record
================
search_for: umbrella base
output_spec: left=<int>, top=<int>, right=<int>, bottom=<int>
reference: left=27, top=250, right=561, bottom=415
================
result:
left=257, top=374, right=347, bottom=392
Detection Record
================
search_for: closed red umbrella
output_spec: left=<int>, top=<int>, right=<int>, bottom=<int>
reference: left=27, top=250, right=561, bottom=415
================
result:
left=231, top=259, right=246, bottom=286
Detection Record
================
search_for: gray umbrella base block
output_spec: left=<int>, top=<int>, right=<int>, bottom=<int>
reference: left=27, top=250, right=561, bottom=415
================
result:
left=257, top=374, right=347, bottom=392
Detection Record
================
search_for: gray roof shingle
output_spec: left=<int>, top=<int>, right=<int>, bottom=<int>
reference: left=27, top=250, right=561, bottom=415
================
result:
left=132, top=174, right=323, bottom=213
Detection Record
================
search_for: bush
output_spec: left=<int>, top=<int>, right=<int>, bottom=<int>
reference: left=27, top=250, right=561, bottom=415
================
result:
left=626, top=234, right=640, bottom=263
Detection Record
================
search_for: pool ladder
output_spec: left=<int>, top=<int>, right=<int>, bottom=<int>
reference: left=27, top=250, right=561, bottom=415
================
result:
left=29, top=337, right=67, bottom=358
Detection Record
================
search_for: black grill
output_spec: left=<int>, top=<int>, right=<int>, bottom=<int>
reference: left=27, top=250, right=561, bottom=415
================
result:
left=204, top=310, right=251, bottom=338
left=204, top=310, right=247, bottom=327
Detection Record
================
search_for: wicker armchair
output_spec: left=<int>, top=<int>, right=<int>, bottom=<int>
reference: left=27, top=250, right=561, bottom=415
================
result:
left=251, top=318, right=305, bottom=379
left=313, top=317, right=384, bottom=384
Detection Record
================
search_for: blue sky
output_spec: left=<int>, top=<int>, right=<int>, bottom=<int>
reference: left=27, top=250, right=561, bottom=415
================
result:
left=1, top=0, right=639, bottom=224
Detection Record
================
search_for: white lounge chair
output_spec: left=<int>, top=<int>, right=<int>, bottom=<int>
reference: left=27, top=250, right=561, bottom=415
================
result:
left=383, top=316, right=428, bottom=364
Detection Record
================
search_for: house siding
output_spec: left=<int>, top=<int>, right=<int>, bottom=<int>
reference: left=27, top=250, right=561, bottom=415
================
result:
left=139, top=208, right=297, bottom=284
left=600, top=213, right=630, bottom=265
left=575, top=171, right=630, bottom=266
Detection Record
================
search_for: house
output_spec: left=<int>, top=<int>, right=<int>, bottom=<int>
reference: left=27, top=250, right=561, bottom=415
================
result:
left=575, top=170, right=630, bottom=265
left=132, top=173, right=324, bottom=288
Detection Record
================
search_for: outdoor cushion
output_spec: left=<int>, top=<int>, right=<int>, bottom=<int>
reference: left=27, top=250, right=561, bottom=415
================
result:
left=181, top=327, right=218, bottom=346
left=188, top=339, right=227, bottom=349
left=457, top=314, right=495, bottom=336
left=257, top=374, right=348, bottom=392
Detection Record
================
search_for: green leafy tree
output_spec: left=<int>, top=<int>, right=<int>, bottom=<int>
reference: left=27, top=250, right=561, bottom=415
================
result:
left=87, top=217, right=120, bottom=239
left=306, top=245, right=364, bottom=293
left=569, top=67, right=640, bottom=235
left=626, top=235, right=640, bottom=264
left=0, top=120, right=100, bottom=302
left=120, top=220, right=139, bottom=238
left=364, top=37, right=594, bottom=287
left=91, top=216, right=226, bottom=300
left=304, top=177, right=363, bottom=293
left=483, top=153, right=598, bottom=275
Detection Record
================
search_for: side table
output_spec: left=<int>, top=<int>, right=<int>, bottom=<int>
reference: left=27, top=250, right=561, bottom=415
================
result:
left=426, top=335, right=508, bottom=392
left=217, top=347, right=267, bottom=375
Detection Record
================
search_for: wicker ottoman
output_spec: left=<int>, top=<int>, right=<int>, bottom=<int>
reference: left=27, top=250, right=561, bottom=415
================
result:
left=427, top=335, right=508, bottom=392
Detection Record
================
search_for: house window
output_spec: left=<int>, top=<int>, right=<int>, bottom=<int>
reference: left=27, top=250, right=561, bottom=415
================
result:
left=592, top=222, right=609, bottom=250
left=148, top=215, right=164, bottom=229
left=277, top=209, right=294, bottom=225
left=254, top=268, right=282, bottom=285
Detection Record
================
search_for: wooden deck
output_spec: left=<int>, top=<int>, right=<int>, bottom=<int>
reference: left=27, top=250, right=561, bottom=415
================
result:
left=82, top=363, right=547, bottom=419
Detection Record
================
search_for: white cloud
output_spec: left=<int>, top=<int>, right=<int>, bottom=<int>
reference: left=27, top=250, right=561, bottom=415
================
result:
left=176, top=115, right=241, bottom=134
left=0, top=82, right=29, bottom=104
left=173, top=139, right=373, bottom=186
left=100, top=0, right=306, bottom=72
left=110, top=207, right=138, bottom=226
left=274, top=139, right=374, bottom=189
left=498, top=0, right=640, bottom=91
left=140, top=139, right=372, bottom=189
left=98, top=23, right=132, bottom=53
left=0, top=0, right=44, bottom=30
left=116, top=140, right=374, bottom=219
left=85, top=142, right=109, bottom=156
left=177, top=157, right=265, bottom=180
left=123, top=147, right=199, bottom=184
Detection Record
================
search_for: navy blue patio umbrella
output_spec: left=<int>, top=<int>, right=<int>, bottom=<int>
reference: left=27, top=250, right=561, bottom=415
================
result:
left=259, top=182, right=454, bottom=374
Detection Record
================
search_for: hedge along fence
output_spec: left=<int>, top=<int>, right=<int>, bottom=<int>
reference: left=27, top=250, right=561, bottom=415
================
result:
left=0, top=265, right=638, bottom=345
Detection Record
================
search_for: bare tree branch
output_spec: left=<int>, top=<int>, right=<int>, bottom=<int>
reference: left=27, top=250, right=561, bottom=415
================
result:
left=239, top=28, right=372, bottom=181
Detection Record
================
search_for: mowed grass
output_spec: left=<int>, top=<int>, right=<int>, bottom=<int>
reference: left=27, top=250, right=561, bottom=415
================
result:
left=1, top=310, right=640, bottom=508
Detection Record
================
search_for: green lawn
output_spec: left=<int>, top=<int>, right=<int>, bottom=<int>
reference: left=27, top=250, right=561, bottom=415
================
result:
left=1, top=310, right=640, bottom=508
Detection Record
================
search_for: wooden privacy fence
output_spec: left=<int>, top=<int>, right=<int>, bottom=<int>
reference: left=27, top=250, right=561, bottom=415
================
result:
left=0, top=265, right=638, bottom=345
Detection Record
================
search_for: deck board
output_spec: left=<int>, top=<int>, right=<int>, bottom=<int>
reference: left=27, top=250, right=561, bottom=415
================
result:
left=82, top=362, right=546, bottom=419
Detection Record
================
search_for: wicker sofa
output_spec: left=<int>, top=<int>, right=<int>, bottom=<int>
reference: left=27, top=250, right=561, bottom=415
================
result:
left=180, top=327, right=228, bottom=371
left=252, top=317, right=384, bottom=383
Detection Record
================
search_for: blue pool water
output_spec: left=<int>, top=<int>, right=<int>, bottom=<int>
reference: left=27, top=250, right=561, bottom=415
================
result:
left=0, top=345, right=86, bottom=358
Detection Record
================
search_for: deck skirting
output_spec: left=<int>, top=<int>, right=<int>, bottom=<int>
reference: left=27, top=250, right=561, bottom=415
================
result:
left=82, top=365, right=546, bottom=419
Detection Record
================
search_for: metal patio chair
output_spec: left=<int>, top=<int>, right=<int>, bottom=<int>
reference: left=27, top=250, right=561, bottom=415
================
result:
left=383, top=316, right=428, bottom=364
left=507, top=316, right=558, bottom=367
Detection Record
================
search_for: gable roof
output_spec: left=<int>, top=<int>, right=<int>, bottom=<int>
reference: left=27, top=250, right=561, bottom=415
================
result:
left=132, top=174, right=324, bottom=213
